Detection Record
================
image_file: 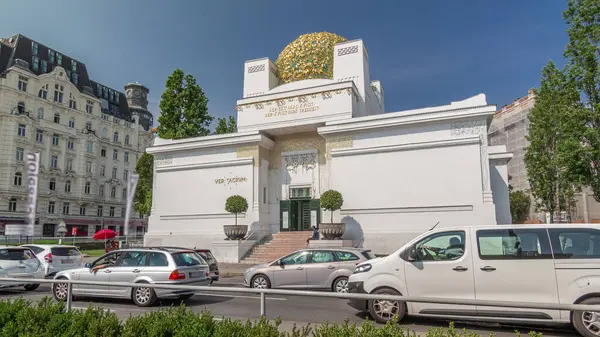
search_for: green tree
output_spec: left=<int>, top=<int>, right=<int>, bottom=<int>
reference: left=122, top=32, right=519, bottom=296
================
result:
left=215, top=116, right=237, bottom=134
left=509, top=190, right=531, bottom=224
left=320, top=190, right=344, bottom=224
left=563, top=0, right=600, bottom=202
left=225, top=195, right=248, bottom=226
left=524, top=61, right=582, bottom=222
left=134, top=153, right=154, bottom=217
left=156, top=69, right=213, bottom=139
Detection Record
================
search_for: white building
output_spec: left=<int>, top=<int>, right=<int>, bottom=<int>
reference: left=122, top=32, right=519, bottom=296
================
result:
left=0, top=34, right=154, bottom=237
left=145, top=32, right=512, bottom=255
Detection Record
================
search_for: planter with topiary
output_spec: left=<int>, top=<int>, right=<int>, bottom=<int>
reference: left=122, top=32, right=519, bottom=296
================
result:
left=223, top=195, right=249, bottom=240
left=319, top=189, right=346, bottom=240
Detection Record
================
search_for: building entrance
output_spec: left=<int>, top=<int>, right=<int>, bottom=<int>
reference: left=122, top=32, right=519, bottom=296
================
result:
left=280, top=197, right=320, bottom=231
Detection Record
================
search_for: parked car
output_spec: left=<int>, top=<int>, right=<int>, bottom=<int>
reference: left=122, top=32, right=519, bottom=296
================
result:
left=0, top=246, right=45, bottom=290
left=52, top=247, right=211, bottom=307
left=244, top=248, right=374, bottom=293
left=159, top=247, right=219, bottom=283
left=347, top=224, right=600, bottom=337
left=21, top=244, right=83, bottom=277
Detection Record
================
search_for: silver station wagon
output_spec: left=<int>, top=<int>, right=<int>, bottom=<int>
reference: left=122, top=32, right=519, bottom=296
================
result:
left=244, top=248, right=374, bottom=293
left=52, top=247, right=211, bottom=306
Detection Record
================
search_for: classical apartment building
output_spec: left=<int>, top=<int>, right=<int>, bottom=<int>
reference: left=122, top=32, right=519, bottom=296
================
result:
left=0, top=34, right=154, bottom=237
left=488, top=89, right=600, bottom=223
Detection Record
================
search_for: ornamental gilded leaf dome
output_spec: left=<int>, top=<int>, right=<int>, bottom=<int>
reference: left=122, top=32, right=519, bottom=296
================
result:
left=275, top=32, right=347, bottom=84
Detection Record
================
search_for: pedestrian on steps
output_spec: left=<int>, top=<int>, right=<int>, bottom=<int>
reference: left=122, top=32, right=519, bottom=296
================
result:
left=306, top=226, right=319, bottom=246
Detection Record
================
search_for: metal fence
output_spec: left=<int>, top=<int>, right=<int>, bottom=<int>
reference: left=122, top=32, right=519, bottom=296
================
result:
left=2, top=277, right=600, bottom=316
left=0, top=235, right=144, bottom=245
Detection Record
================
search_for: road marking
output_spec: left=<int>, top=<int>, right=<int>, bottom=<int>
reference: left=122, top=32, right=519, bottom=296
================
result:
left=193, top=292, right=287, bottom=301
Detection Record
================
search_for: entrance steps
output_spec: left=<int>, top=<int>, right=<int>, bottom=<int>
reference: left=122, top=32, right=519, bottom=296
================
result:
left=241, top=231, right=311, bottom=264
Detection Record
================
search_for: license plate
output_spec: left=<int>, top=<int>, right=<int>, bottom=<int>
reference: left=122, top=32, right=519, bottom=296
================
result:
left=189, top=271, right=205, bottom=278
left=61, top=260, right=73, bottom=264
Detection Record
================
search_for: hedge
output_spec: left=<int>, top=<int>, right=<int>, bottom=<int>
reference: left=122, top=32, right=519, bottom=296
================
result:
left=0, top=297, right=544, bottom=337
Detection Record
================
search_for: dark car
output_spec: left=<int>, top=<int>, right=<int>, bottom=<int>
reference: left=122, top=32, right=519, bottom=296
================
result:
left=159, top=247, right=219, bottom=283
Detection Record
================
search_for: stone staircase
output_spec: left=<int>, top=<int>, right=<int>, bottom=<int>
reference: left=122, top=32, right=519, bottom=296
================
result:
left=242, top=231, right=311, bottom=264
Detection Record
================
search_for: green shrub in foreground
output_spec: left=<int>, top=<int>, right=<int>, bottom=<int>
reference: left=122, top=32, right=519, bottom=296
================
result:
left=0, top=298, right=544, bottom=337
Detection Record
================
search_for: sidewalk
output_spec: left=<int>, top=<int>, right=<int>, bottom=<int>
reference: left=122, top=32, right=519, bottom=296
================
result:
left=219, top=263, right=251, bottom=277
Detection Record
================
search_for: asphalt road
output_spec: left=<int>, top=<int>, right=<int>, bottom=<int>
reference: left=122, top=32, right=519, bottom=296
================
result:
left=0, top=277, right=579, bottom=337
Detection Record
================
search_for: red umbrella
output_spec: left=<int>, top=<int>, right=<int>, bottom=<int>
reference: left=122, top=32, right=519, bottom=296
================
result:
left=93, top=229, right=117, bottom=240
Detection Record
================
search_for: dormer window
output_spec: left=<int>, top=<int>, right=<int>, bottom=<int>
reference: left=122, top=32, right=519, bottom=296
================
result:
left=41, top=60, right=48, bottom=73
left=56, top=53, right=62, bottom=65
left=53, top=84, right=64, bottom=103
left=96, top=85, right=102, bottom=97
left=71, top=60, right=77, bottom=72
left=31, top=56, right=39, bottom=72
left=38, top=84, right=48, bottom=99
left=69, top=92, right=77, bottom=109
left=48, top=49, right=55, bottom=63
left=72, top=73, right=78, bottom=86
left=31, top=42, right=38, bottom=56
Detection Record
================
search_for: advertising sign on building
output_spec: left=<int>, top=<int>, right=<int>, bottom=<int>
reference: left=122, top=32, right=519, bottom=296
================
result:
left=25, top=152, right=40, bottom=237
left=123, top=173, right=139, bottom=237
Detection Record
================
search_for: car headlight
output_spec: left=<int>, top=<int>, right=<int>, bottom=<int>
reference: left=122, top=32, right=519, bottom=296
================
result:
left=353, top=264, right=372, bottom=274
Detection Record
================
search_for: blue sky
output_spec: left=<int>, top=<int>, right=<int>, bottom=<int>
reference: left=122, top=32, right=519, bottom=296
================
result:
left=0, top=0, right=569, bottom=127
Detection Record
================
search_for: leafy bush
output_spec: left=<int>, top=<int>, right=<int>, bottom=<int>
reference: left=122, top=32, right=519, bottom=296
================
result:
left=225, top=195, right=249, bottom=226
left=0, top=298, right=544, bottom=337
left=320, top=190, right=344, bottom=223
left=510, top=190, right=531, bottom=223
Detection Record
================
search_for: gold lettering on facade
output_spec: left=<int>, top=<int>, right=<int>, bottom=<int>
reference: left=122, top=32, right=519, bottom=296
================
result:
left=265, top=102, right=320, bottom=118
left=215, top=176, right=248, bottom=185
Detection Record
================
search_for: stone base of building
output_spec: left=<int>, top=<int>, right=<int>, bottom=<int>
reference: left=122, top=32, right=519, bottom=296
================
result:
left=211, top=240, right=257, bottom=263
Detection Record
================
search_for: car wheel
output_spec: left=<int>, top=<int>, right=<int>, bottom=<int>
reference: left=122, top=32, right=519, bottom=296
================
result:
left=131, top=283, right=157, bottom=307
left=333, top=277, right=349, bottom=293
left=52, top=279, right=71, bottom=302
left=573, top=297, right=600, bottom=337
left=367, top=288, right=406, bottom=324
left=251, top=274, right=271, bottom=289
left=24, top=284, right=39, bottom=291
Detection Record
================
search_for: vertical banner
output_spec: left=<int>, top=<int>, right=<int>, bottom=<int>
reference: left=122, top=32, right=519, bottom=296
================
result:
left=123, top=173, right=139, bottom=238
left=25, top=153, right=40, bottom=237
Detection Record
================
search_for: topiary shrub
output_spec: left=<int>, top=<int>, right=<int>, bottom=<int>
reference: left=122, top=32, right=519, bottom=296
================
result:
left=225, top=195, right=249, bottom=226
left=320, top=190, right=343, bottom=224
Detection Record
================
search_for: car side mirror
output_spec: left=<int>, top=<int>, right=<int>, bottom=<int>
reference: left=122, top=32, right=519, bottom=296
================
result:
left=85, top=262, right=91, bottom=268
left=278, top=260, right=285, bottom=266
left=407, top=248, right=419, bottom=262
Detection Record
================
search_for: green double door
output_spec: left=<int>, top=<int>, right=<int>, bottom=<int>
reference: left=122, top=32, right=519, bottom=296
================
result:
left=280, top=199, right=320, bottom=231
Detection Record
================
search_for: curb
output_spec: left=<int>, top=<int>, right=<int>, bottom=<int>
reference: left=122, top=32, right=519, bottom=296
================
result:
left=221, top=272, right=244, bottom=277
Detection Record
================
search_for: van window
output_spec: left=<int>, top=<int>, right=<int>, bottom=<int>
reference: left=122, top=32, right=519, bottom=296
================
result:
left=414, top=231, right=465, bottom=261
left=548, top=228, right=600, bottom=259
left=476, top=229, right=552, bottom=260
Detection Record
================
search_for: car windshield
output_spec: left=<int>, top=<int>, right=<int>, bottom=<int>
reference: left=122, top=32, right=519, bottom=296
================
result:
left=196, top=250, right=217, bottom=264
left=172, top=252, right=206, bottom=267
left=22, top=245, right=44, bottom=254
left=0, top=248, right=35, bottom=261
left=361, top=250, right=376, bottom=260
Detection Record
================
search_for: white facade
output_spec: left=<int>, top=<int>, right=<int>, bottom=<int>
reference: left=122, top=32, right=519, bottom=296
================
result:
left=146, top=37, right=512, bottom=254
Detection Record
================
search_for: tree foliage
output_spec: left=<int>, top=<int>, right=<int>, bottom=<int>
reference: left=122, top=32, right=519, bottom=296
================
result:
left=134, top=153, right=154, bottom=217
left=156, top=69, right=213, bottom=140
left=509, top=190, right=531, bottom=224
left=563, top=0, right=600, bottom=202
left=225, top=195, right=248, bottom=226
left=524, top=61, right=583, bottom=221
left=320, top=190, right=344, bottom=224
left=215, top=116, right=237, bottom=134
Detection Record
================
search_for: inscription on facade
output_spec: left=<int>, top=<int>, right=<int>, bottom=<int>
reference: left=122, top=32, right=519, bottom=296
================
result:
left=215, top=176, right=248, bottom=185
left=265, top=102, right=320, bottom=118
left=154, top=155, right=173, bottom=166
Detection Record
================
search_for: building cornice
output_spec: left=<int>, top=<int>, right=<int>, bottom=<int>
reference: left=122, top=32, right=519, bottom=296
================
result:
left=236, top=80, right=358, bottom=106
left=146, top=131, right=274, bottom=155
left=331, top=136, right=481, bottom=158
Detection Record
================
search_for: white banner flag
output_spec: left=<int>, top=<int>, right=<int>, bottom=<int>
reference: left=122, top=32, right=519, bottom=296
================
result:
left=25, top=152, right=40, bottom=236
left=124, top=173, right=139, bottom=237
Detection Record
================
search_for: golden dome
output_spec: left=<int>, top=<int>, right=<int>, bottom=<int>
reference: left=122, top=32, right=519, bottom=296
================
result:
left=275, top=32, right=347, bottom=84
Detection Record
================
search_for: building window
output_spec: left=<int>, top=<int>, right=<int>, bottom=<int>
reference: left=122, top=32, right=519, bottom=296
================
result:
left=113, top=149, right=118, bottom=160
left=86, top=141, right=93, bottom=153
left=52, top=133, right=59, bottom=146
left=122, top=188, right=127, bottom=199
left=100, top=147, right=106, bottom=157
left=109, top=206, right=115, bottom=217
left=17, top=101, right=25, bottom=114
left=72, top=73, right=79, bottom=86
left=32, top=56, right=39, bottom=72
left=66, top=159, right=73, bottom=171
left=97, top=205, right=103, bottom=217
left=124, top=135, right=130, bottom=145
left=102, top=127, right=108, bottom=138
left=96, top=85, right=102, bottom=97
left=99, top=185, right=104, bottom=196
left=13, top=172, right=22, bottom=186
left=124, top=152, right=129, bottom=163
left=103, top=114, right=109, bottom=121
left=50, top=155, right=58, bottom=168
left=48, top=49, right=55, bottom=63
left=113, top=132, right=119, bottom=142
left=65, top=180, right=71, bottom=192
left=37, top=108, right=44, bottom=119
left=68, top=118, right=75, bottom=128
left=54, top=84, right=64, bottom=103
left=38, top=84, right=48, bottom=99
left=69, top=93, right=77, bottom=109
left=48, top=201, right=55, bottom=214
left=112, top=167, right=117, bottom=178
left=31, top=41, right=38, bottom=55
left=85, top=121, right=92, bottom=130
left=56, top=53, right=62, bottom=65
left=86, top=100, right=93, bottom=114
left=123, top=170, right=129, bottom=181
left=84, top=182, right=91, bottom=194
left=16, top=147, right=24, bottom=161
left=67, top=138, right=74, bottom=150
left=41, top=60, right=48, bottom=73
left=86, top=161, right=92, bottom=173
left=79, top=205, right=86, bottom=216
left=36, top=129, right=43, bottom=143
left=71, top=60, right=77, bottom=72
left=49, top=178, right=56, bottom=191
left=53, top=112, right=60, bottom=123
left=8, top=198, right=17, bottom=212
left=18, top=76, right=28, bottom=92
left=63, top=203, right=70, bottom=215
left=111, top=186, right=116, bottom=198
left=100, top=165, right=105, bottom=177
left=17, top=124, right=26, bottom=137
